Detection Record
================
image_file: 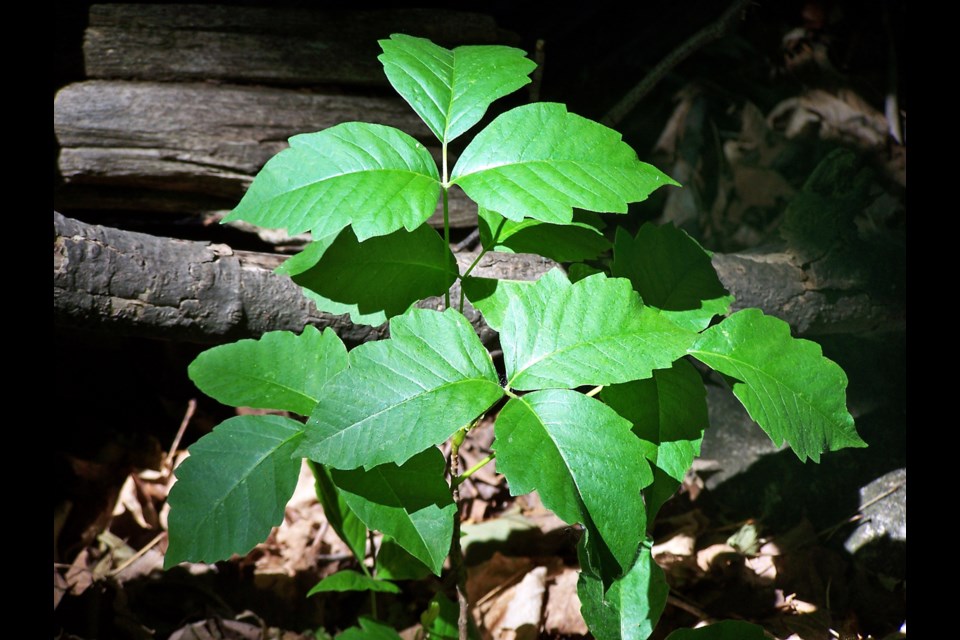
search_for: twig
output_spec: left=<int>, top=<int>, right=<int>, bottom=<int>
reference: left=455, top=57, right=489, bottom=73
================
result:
left=450, top=441, right=470, bottom=640
left=601, top=0, right=754, bottom=127
left=666, top=593, right=714, bottom=622
left=529, top=39, right=546, bottom=103
left=164, top=398, right=196, bottom=471
left=109, top=532, right=166, bottom=577
left=818, top=483, right=903, bottom=540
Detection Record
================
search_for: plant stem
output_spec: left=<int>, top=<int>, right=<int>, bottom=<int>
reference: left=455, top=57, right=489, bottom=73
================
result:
left=442, top=142, right=452, bottom=310
left=450, top=437, right=469, bottom=640
left=455, top=453, right=496, bottom=486
left=458, top=246, right=490, bottom=313
left=585, top=385, right=604, bottom=397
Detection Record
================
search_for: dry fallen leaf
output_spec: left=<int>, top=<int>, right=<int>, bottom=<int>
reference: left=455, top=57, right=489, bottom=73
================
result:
left=543, top=568, right=588, bottom=635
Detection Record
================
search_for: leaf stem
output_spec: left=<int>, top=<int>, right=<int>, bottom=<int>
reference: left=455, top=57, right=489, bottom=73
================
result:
left=458, top=246, right=490, bottom=313
left=442, top=141, right=452, bottom=310
left=585, top=385, right=604, bottom=397
left=450, top=434, right=469, bottom=640
left=455, top=453, right=496, bottom=486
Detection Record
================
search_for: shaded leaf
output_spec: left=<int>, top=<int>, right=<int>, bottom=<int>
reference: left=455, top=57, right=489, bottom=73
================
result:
left=422, top=592, right=459, bottom=640
left=500, top=270, right=697, bottom=390
left=225, top=122, right=440, bottom=240
left=332, top=448, right=456, bottom=576
left=689, top=309, right=865, bottom=462
left=188, top=326, right=347, bottom=416
left=337, top=617, right=403, bottom=640
left=292, top=225, right=457, bottom=325
left=298, top=308, right=504, bottom=469
left=309, top=461, right=367, bottom=562
left=478, top=207, right=611, bottom=262
left=451, top=103, right=678, bottom=224
left=461, top=276, right=533, bottom=333
left=664, top=620, right=767, bottom=640
left=567, top=263, right=603, bottom=282
left=165, top=415, right=304, bottom=567
left=579, top=544, right=669, bottom=640
left=601, top=359, right=708, bottom=482
left=495, top=389, right=652, bottom=574
left=376, top=536, right=432, bottom=581
left=379, top=34, right=535, bottom=144
left=611, top=224, right=733, bottom=332
left=307, top=570, right=400, bottom=596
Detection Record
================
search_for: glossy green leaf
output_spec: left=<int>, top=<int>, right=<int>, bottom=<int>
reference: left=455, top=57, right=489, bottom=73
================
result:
left=602, top=359, right=708, bottom=482
left=307, top=570, right=400, bottom=596
left=689, top=309, right=865, bottom=462
left=478, top=207, right=611, bottom=262
left=331, top=448, right=456, bottom=576
left=500, top=270, right=697, bottom=390
left=579, top=544, right=669, bottom=640
left=664, top=620, right=767, bottom=640
left=188, top=326, right=347, bottom=416
left=611, top=224, right=733, bottom=332
left=310, top=461, right=367, bottom=562
left=337, top=617, right=403, bottom=640
left=461, top=276, right=533, bottom=333
left=298, top=308, right=504, bottom=469
left=165, top=415, right=304, bottom=567
left=378, top=34, right=535, bottom=144
left=224, top=122, right=440, bottom=240
left=495, top=389, right=652, bottom=573
left=291, top=225, right=457, bottom=325
left=376, top=536, right=432, bottom=581
left=451, top=103, right=678, bottom=224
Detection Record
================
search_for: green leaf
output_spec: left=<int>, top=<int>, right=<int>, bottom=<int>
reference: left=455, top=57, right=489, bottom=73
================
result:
left=307, top=570, right=400, bottom=596
left=601, top=359, right=708, bottom=482
left=379, top=34, right=535, bottom=144
left=188, top=326, right=347, bottom=416
left=495, top=389, right=652, bottom=574
left=376, top=536, right=432, bottom=581
left=664, top=620, right=768, bottom=640
left=567, top=262, right=604, bottom=282
left=611, top=224, right=733, bottom=332
left=224, top=122, right=440, bottom=240
left=421, top=592, right=459, bottom=640
left=500, top=270, right=697, bottom=390
left=299, top=308, right=504, bottom=469
left=310, top=461, right=367, bottom=562
left=689, top=309, right=865, bottom=462
left=461, top=276, right=533, bottom=333
left=579, top=544, right=669, bottom=640
left=478, top=207, right=611, bottom=263
left=291, top=225, right=457, bottom=325
left=451, top=103, right=678, bottom=224
left=165, top=415, right=304, bottom=567
left=331, top=448, right=456, bottom=576
left=337, top=617, right=403, bottom=640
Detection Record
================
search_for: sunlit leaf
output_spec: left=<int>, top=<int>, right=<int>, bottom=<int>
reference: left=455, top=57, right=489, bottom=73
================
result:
left=188, top=326, right=347, bottom=416
left=379, top=34, right=535, bottom=144
left=307, top=570, right=400, bottom=596
left=500, top=269, right=697, bottom=390
left=225, top=123, right=440, bottom=239
left=165, top=415, right=304, bottom=567
left=664, top=620, right=768, bottom=640
left=298, top=308, right=503, bottom=469
left=332, top=448, right=456, bottom=576
left=689, top=309, right=865, bottom=462
left=337, top=617, right=403, bottom=640
left=451, top=103, right=678, bottom=224
left=495, top=389, right=652, bottom=573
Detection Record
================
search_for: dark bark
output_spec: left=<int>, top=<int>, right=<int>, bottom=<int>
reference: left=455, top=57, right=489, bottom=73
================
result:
left=83, top=4, right=517, bottom=86
left=54, top=212, right=903, bottom=346
left=54, top=81, right=476, bottom=227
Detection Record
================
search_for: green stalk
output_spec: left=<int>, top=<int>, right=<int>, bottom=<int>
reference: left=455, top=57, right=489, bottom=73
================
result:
left=442, top=142, right=452, bottom=310
left=455, top=453, right=496, bottom=486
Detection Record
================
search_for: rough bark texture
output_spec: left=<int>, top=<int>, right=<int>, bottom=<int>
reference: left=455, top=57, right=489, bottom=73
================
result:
left=54, top=212, right=903, bottom=346
left=54, top=81, right=477, bottom=227
left=84, top=4, right=517, bottom=86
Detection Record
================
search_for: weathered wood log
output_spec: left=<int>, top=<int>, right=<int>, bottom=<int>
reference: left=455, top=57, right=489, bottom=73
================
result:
left=54, top=81, right=478, bottom=228
left=54, top=212, right=903, bottom=346
left=84, top=4, right=518, bottom=86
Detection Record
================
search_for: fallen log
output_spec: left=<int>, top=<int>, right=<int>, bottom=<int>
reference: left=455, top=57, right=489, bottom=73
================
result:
left=54, top=212, right=904, bottom=346
left=54, top=81, right=476, bottom=227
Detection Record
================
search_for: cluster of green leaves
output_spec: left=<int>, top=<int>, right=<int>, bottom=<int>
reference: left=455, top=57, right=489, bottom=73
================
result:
left=165, top=34, right=865, bottom=640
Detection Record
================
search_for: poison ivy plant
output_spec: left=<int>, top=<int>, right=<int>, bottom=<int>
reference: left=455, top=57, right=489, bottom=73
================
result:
left=166, top=33, right=864, bottom=640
